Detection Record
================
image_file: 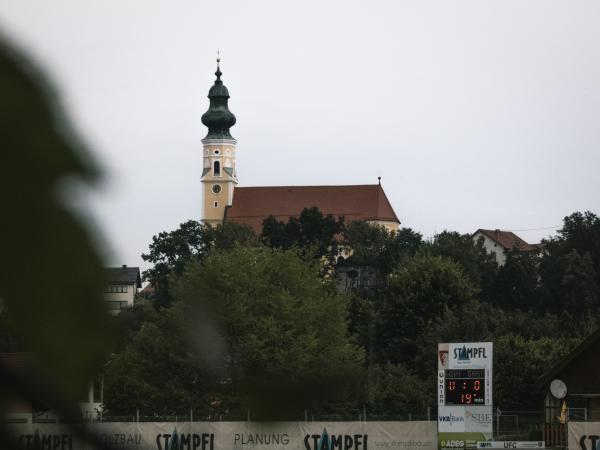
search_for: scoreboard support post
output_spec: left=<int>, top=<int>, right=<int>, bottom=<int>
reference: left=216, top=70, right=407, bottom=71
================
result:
left=438, top=342, right=493, bottom=450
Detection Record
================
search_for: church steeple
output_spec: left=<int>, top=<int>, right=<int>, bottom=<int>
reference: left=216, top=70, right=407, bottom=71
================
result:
left=201, top=58, right=236, bottom=139
left=200, top=56, right=238, bottom=227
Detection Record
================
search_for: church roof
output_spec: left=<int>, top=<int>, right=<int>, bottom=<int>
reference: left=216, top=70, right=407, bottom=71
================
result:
left=224, top=184, right=400, bottom=234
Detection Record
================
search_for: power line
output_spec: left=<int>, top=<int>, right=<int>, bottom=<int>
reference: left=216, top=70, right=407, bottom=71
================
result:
left=507, top=225, right=562, bottom=232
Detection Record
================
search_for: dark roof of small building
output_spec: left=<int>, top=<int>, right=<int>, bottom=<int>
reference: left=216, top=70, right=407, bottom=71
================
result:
left=538, top=328, right=600, bottom=393
left=474, top=229, right=537, bottom=252
left=224, top=184, right=400, bottom=234
left=104, top=266, right=142, bottom=287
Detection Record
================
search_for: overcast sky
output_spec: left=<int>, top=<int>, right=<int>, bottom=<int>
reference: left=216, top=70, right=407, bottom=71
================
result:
left=1, top=1, right=599, bottom=271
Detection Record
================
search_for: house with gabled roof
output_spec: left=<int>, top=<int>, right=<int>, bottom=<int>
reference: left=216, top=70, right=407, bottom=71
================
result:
left=198, top=59, right=400, bottom=234
left=472, top=228, right=539, bottom=266
left=103, top=265, right=141, bottom=314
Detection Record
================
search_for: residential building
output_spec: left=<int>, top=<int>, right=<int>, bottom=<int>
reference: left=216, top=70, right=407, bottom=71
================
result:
left=472, top=228, right=538, bottom=266
left=103, top=265, right=141, bottom=314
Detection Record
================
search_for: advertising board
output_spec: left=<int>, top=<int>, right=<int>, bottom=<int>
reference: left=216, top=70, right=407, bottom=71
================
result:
left=8, top=421, right=437, bottom=450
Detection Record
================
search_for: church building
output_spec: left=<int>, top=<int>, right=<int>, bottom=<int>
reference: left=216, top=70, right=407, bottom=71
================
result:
left=200, top=61, right=400, bottom=233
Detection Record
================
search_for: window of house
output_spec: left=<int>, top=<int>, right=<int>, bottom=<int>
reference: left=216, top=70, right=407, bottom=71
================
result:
left=214, top=161, right=221, bottom=176
left=104, top=285, right=128, bottom=293
left=214, top=201, right=219, bottom=208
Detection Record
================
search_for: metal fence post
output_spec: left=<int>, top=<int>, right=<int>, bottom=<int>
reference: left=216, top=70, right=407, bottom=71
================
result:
left=136, top=410, right=139, bottom=423
left=190, top=409, right=193, bottom=422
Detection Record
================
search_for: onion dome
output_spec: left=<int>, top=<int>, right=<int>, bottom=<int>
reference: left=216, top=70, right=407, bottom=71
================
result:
left=201, top=61, right=236, bottom=139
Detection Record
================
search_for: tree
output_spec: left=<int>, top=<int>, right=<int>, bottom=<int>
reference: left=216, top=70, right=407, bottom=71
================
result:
left=171, top=247, right=365, bottom=418
left=539, top=212, right=600, bottom=317
left=489, top=251, right=540, bottom=311
left=546, top=211, right=600, bottom=274
left=261, top=207, right=345, bottom=261
left=367, top=363, right=431, bottom=416
left=103, top=301, right=223, bottom=415
left=429, top=231, right=498, bottom=302
left=559, top=250, right=600, bottom=319
left=375, top=252, right=477, bottom=366
left=340, top=223, right=423, bottom=285
left=142, top=220, right=257, bottom=307
left=493, top=334, right=579, bottom=410
left=108, top=247, right=365, bottom=418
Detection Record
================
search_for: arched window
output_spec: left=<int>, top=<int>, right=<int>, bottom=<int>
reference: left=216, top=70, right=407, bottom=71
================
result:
left=213, top=161, right=221, bottom=176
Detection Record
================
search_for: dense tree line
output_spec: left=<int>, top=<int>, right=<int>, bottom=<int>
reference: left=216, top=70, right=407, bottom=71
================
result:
left=104, top=210, right=600, bottom=418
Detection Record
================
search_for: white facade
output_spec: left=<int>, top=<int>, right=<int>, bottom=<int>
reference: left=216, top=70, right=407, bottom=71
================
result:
left=103, top=285, right=136, bottom=314
left=103, top=266, right=141, bottom=314
left=473, top=232, right=507, bottom=266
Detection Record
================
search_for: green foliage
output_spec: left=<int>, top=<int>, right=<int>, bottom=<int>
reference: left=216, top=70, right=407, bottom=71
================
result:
left=493, top=335, right=579, bottom=409
left=0, top=38, right=112, bottom=407
left=539, top=212, right=600, bottom=319
left=367, top=363, right=431, bottom=415
left=429, top=231, right=498, bottom=301
left=489, top=252, right=540, bottom=311
left=104, top=301, right=222, bottom=415
left=558, top=250, right=600, bottom=318
left=112, top=247, right=365, bottom=418
left=142, top=220, right=257, bottom=307
left=341, top=223, right=423, bottom=284
left=548, top=211, right=600, bottom=270
left=128, top=207, right=600, bottom=416
left=261, top=207, right=344, bottom=261
left=173, top=247, right=365, bottom=418
left=376, top=252, right=477, bottom=366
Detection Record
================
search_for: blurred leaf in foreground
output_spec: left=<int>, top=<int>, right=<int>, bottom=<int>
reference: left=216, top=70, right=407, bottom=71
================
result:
left=0, top=35, right=112, bottom=406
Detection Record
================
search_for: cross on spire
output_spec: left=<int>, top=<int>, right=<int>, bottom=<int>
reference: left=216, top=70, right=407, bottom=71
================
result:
left=215, top=50, right=222, bottom=81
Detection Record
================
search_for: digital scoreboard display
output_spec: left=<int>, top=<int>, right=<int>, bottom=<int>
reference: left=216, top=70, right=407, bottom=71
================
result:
left=444, top=369, right=486, bottom=405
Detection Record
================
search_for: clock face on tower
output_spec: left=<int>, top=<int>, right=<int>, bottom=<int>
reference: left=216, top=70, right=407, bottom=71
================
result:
left=212, top=184, right=222, bottom=194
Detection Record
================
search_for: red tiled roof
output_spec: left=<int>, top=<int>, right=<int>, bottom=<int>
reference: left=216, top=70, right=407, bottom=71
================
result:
left=224, top=184, right=400, bottom=234
left=475, top=229, right=536, bottom=252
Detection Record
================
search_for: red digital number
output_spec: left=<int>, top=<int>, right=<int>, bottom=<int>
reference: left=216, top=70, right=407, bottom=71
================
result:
left=449, top=381, right=456, bottom=391
left=474, top=380, right=481, bottom=391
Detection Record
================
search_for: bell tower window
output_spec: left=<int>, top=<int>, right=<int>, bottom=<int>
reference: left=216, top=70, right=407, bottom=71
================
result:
left=213, top=161, right=221, bottom=176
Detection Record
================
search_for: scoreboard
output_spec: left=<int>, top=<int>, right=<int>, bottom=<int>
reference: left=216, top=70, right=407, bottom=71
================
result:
left=438, top=342, right=493, bottom=450
left=444, top=369, right=486, bottom=405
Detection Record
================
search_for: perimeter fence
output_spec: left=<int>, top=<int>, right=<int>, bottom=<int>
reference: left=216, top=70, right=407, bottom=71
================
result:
left=28, top=408, right=600, bottom=442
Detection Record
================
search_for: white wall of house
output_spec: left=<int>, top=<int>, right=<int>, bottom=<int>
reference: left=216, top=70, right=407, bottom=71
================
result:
left=103, top=284, right=136, bottom=314
left=473, top=231, right=507, bottom=266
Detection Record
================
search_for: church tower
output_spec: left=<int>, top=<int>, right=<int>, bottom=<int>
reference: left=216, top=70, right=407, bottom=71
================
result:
left=200, top=58, right=237, bottom=226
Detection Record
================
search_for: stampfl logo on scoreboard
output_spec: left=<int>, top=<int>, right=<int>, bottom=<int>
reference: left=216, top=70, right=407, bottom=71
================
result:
left=447, top=343, right=493, bottom=369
